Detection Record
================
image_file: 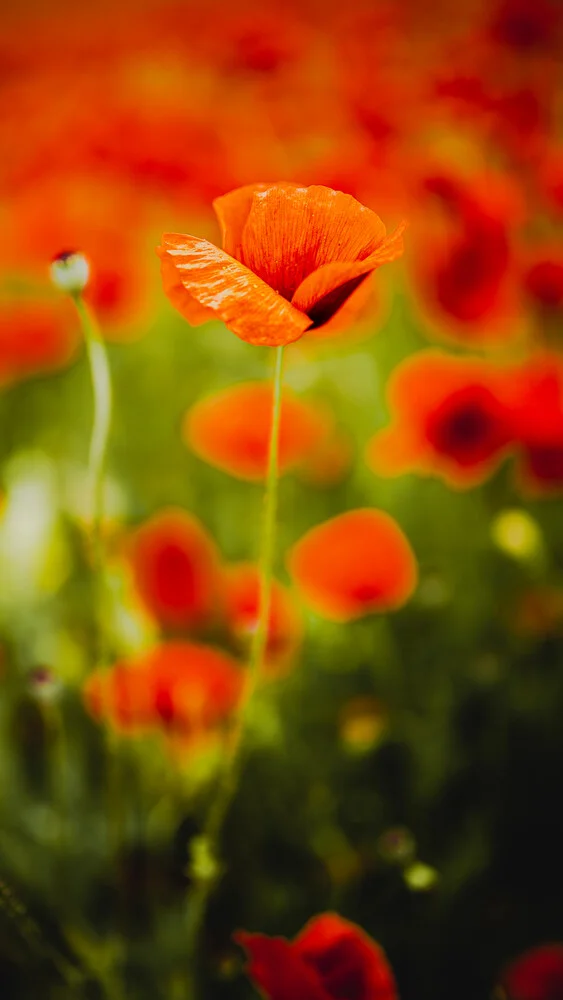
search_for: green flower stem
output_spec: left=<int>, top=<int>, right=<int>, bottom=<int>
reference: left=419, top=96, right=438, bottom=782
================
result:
left=71, top=294, right=122, bottom=855
left=184, top=344, right=286, bottom=993
left=72, top=294, right=112, bottom=567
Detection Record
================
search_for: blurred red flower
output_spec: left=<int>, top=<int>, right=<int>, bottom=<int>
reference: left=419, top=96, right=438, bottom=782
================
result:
left=158, top=183, right=405, bottom=346
left=223, top=562, right=302, bottom=673
left=0, top=298, right=78, bottom=385
left=183, top=381, right=332, bottom=481
left=1, top=177, right=152, bottom=339
left=411, top=172, right=520, bottom=344
left=522, top=252, right=563, bottom=311
left=126, top=509, right=223, bottom=630
left=287, top=509, right=417, bottom=622
left=489, top=0, right=560, bottom=53
left=510, top=354, right=563, bottom=495
left=499, top=944, right=563, bottom=1000
left=367, top=351, right=515, bottom=488
left=84, top=641, right=242, bottom=736
left=236, top=912, right=398, bottom=1000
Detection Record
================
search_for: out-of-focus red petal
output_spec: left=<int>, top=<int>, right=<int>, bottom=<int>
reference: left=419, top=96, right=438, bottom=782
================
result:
left=509, top=355, right=563, bottom=495
left=240, top=185, right=388, bottom=302
left=157, top=235, right=310, bottom=346
left=287, top=509, right=417, bottom=622
left=295, top=914, right=398, bottom=1000
left=84, top=642, right=243, bottom=735
left=183, top=381, right=331, bottom=481
left=0, top=299, right=78, bottom=385
left=235, top=932, right=330, bottom=1000
left=126, top=508, right=222, bottom=629
left=500, top=943, right=563, bottom=1000
left=367, top=351, right=515, bottom=488
left=223, top=562, right=302, bottom=672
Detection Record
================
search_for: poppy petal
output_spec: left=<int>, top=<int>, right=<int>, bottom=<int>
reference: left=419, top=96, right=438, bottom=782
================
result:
left=213, top=182, right=298, bottom=259
left=287, top=509, right=417, bottom=621
left=235, top=933, right=330, bottom=1000
left=240, top=185, right=389, bottom=302
left=295, top=914, right=398, bottom=1000
left=160, top=256, right=217, bottom=325
left=183, top=381, right=331, bottom=481
left=126, top=508, right=222, bottom=629
left=291, top=222, right=405, bottom=325
left=157, top=235, right=311, bottom=347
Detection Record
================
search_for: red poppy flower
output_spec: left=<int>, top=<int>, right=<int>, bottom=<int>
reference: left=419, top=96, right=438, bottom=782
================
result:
left=83, top=641, right=243, bottom=735
left=223, top=562, right=302, bottom=672
left=523, top=254, right=563, bottom=311
left=0, top=298, right=78, bottom=385
left=157, top=183, right=405, bottom=346
left=510, top=355, right=563, bottom=495
left=489, top=0, right=560, bottom=53
left=235, top=912, right=398, bottom=1000
left=367, top=351, right=515, bottom=488
left=411, top=172, right=520, bottom=344
left=499, top=944, right=563, bottom=1000
left=183, top=381, right=332, bottom=481
left=287, top=509, right=417, bottom=622
left=125, top=509, right=222, bottom=630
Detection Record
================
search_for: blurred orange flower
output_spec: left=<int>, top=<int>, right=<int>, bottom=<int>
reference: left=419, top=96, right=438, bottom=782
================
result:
left=158, top=183, right=405, bottom=346
left=0, top=298, right=78, bottom=385
left=126, top=509, right=223, bottom=630
left=183, top=381, right=332, bottom=481
left=223, top=562, right=302, bottom=673
left=287, top=509, right=417, bottom=622
left=84, top=641, right=242, bottom=736
left=367, top=351, right=515, bottom=488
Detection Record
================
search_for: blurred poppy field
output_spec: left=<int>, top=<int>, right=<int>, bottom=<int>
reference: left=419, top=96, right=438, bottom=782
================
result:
left=2, top=0, right=563, bottom=997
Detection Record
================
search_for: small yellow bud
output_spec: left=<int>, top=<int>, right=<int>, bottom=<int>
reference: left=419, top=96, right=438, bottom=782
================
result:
left=50, top=250, right=90, bottom=294
left=491, top=508, right=544, bottom=562
left=403, top=861, right=439, bottom=891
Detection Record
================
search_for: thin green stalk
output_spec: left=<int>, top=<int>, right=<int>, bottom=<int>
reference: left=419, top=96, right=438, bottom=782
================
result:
left=71, top=293, right=122, bottom=854
left=72, top=294, right=112, bottom=566
left=183, top=345, right=286, bottom=993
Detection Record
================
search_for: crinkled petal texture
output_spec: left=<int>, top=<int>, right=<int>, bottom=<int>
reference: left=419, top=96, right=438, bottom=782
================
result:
left=125, top=508, right=223, bottom=629
left=158, top=235, right=311, bottom=346
left=236, top=913, right=398, bottom=1000
left=500, top=944, right=563, bottom=1000
left=287, top=509, right=417, bottom=622
left=238, top=185, right=387, bottom=300
left=158, top=183, right=405, bottom=345
left=183, top=381, right=332, bottom=481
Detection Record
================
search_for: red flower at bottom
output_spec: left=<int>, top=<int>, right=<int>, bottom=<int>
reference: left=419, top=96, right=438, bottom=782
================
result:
left=236, top=913, right=398, bottom=1000
left=500, top=944, right=563, bottom=1000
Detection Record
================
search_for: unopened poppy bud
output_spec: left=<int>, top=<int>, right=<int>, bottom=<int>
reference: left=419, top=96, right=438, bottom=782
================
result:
left=50, top=250, right=90, bottom=294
